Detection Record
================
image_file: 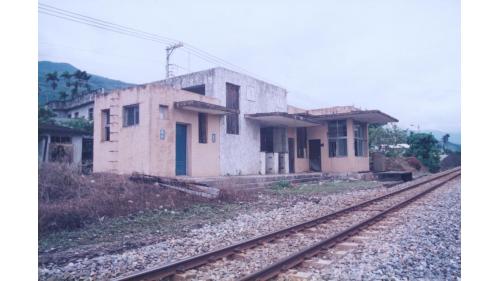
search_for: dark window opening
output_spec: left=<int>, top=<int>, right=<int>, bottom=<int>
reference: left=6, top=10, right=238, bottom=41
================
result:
left=67, top=114, right=72, bottom=118
left=354, top=122, right=367, bottom=157
left=328, top=120, right=348, bottom=157
left=123, top=104, right=139, bottom=127
left=260, top=127, right=274, bottom=152
left=51, top=135, right=71, bottom=144
left=74, top=112, right=79, bottom=118
left=297, top=127, right=307, bottom=158
left=226, top=83, right=240, bottom=134
left=102, top=109, right=110, bottom=141
left=82, top=138, right=93, bottom=162
left=88, top=108, right=94, bottom=121
left=182, top=84, right=205, bottom=95
left=198, top=113, right=208, bottom=143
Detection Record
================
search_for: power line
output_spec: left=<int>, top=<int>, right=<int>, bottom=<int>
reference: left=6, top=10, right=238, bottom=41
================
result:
left=38, top=3, right=281, bottom=86
left=38, top=7, right=247, bottom=78
left=39, top=3, right=258, bottom=77
left=39, top=41, right=164, bottom=65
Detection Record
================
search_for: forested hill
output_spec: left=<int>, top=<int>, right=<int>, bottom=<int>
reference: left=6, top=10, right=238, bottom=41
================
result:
left=38, top=61, right=134, bottom=105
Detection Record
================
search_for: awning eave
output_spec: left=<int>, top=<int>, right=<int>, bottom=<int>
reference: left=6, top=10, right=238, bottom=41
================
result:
left=245, top=112, right=321, bottom=127
left=174, top=100, right=238, bottom=115
left=310, top=110, right=398, bottom=125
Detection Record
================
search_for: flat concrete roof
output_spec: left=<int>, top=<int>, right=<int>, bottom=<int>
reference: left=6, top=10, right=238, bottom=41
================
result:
left=38, top=124, right=89, bottom=135
left=245, top=112, right=320, bottom=127
left=308, top=110, right=398, bottom=124
left=174, top=100, right=238, bottom=115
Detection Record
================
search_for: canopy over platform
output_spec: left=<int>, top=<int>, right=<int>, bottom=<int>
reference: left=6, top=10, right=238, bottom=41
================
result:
left=174, top=100, right=238, bottom=115
left=308, top=110, right=398, bottom=124
left=245, top=112, right=320, bottom=127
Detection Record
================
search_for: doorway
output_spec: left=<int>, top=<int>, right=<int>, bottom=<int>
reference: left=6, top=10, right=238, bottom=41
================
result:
left=309, top=139, right=321, bottom=172
left=288, top=138, right=295, bottom=173
left=175, top=123, right=187, bottom=175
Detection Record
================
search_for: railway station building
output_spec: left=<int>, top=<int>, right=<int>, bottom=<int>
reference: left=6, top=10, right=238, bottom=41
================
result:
left=93, top=67, right=397, bottom=177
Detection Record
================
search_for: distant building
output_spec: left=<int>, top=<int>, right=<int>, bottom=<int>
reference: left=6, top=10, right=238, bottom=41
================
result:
left=45, top=89, right=102, bottom=121
left=38, top=124, right=93, bottom=169
left=93, top=67, right=397, bottom=177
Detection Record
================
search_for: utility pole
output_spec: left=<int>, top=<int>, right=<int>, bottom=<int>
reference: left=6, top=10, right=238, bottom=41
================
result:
left=165, top=42, right=183, bottom=79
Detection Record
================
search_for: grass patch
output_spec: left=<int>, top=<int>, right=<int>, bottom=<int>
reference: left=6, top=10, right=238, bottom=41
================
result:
left=39, top=201, right=250, bottom=256
left=268, top=180, right=381, bottom=195
left=270, top=180, right=292, bottom=190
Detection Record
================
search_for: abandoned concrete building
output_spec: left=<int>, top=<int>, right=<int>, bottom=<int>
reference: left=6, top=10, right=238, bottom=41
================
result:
left=38, top=123, right=93, bottom=167
left=46, top=89, right=102, bottom=120
left=93, top=67, right=397, bottom=177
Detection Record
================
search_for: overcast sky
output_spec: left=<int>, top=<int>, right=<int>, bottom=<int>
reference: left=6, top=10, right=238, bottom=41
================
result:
left=38, top=0, right=460, bottom=133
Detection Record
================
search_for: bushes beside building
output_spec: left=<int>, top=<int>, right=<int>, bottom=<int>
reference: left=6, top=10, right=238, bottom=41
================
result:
left=405, top=132, right=441, bottom=173
left=38, top=163, right=206, bottom=233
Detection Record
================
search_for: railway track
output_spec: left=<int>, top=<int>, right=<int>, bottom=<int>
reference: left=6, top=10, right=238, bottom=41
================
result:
left=114, top=167, right=461, bottom=281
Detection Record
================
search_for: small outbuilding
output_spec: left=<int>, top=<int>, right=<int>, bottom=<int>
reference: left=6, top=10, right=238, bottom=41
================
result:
left=38, top=124, right=93, bottom=168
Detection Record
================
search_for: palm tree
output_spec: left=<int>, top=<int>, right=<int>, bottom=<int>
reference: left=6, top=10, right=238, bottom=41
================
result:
left=58, top=91, right=68, bottom=101
left=44, top=71, right=59, bottom=103
left=442, top=133, right=450, bottom=152
left=71, top=70, right=92, bottom=98
left=60, top=71, right=73, bottom=87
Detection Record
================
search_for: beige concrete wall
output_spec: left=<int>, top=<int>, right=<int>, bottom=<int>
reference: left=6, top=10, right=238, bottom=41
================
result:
left=285, top=119, right=369, bottom=174
left=287, top=128, right=309, bottom=173
left=93, top=84, right=221, bottom=177
left=307, top=119, right=369, bottom=173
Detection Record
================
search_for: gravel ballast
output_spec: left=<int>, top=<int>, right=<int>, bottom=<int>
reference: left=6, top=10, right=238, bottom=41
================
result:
left=39, top=174, right=459, bottom=280
left=292, top=176, right=461, bottom=281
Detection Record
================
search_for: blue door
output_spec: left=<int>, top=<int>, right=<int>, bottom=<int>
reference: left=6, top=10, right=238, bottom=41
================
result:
left=176, top=124, right=187, bottom=175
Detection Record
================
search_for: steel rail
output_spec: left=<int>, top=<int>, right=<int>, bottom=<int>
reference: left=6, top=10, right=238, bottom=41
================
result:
left=239, top=169, right=461, bottom=281
left=113, top=167, right=460, bottom=281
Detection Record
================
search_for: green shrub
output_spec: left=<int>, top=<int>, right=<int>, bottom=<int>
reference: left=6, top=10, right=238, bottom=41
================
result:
left=272, top=180, right=291, bottom=190
left=405, top=133, right=441, bottom=173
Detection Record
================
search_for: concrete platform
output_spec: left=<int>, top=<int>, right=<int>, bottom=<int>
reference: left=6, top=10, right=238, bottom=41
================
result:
left=183, top=171, right=374, bottom=190
left=375, top=171, right=412, bottom=182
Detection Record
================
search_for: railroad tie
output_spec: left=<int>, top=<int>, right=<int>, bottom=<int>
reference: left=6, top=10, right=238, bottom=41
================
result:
left=302, top=258, right=333, bottom=269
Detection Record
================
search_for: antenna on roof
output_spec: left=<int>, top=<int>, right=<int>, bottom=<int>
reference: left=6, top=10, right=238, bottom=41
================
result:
left=165, top=42, right=183, bottom=79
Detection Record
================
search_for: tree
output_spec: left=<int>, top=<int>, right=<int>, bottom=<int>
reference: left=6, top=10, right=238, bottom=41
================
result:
left=369, top=124, right=408, bottom=156
left=60, top=71, right=73, bottom=87
left=38, top=107, right=57, bottom=125
left=45, top=71, right=59, bottom=90
left=58, top=91, right=69, bottom=101
left=60, top=118, right=93, bottom=135
left=70, top=70, right=92, bottom=98
left=44, top=71, right=59, bottom=104
left=442, top=133, right=450, bottom=152
left=406, top=132, right=441, bottom=172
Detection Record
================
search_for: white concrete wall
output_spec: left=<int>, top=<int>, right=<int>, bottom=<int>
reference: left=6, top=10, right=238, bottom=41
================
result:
left=165, top=67, right=288, bottom=175
left=66, top=104, right=94, bottom=120
left=72, top=135, right=83, bottom=164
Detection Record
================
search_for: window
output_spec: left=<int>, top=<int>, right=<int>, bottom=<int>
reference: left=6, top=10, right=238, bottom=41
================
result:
left=328, top=120, right=348, bottom=157
left=182, top=84, right=205, bottom=95
left=354, top=122, right=367, bottom=157
left=88, top=108, right=94, bottom=121
left=74, top=112, right=79, bottom=118
left=297, top=127, right=307, bottom=158
left=159, top=105, right=169, bottom=120
left=102, top=109, right=111, bottom=141
left=123, top=104, right=139, bottom=127
left=51, top=135, right=71, bottom=144
left=260, top=127, right=274, bottom=152
left=225, top=83, right=240, bottom=134
left=67, top=114, right=72, bottom=119
left=198, top=113, right=208, bottom=143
